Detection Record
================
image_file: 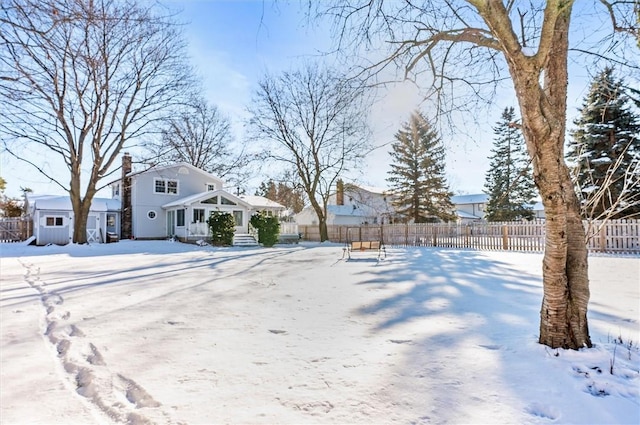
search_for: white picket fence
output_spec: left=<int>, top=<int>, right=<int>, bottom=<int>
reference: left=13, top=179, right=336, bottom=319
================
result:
left=292, top=219, right=640, bottom=254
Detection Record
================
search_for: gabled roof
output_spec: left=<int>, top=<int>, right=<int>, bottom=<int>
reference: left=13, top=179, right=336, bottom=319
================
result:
left=30, top=195, right=120, bottom=212
left=162, top=189, right=251, bottom=209
left=131, top=162, right=224, bottom=185
left=344, top=184, right=389, bottom=195
left=451, top=193, right=489, bottom=205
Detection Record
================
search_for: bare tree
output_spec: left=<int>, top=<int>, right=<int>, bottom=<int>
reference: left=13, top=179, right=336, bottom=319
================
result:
left=248, top=63, right=371, bottom=241
left=320, top=1, right=638, bottom=349
left=145, top=96, right=255, bottom=189
left=0, top=0, right=193, bottom=243
left=573, top=139, right=640, bottom=244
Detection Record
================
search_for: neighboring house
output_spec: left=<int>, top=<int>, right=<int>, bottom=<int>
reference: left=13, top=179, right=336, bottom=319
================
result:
left=29, top=195, right=120, bottom=246
left=451, top=193, right=545, bottom=222
left=28, top=154, right=285, bottom=245
left=451, top=194, right=489, bottom=222
left=294, top=182, right=397, bottom=226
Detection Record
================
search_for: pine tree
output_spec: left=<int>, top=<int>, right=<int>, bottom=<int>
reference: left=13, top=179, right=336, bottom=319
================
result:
left=567, top=67, right=640, bottom=220
left=386, top=111, right=455, bottom=223
left=484, top=107, right=537, bottom=222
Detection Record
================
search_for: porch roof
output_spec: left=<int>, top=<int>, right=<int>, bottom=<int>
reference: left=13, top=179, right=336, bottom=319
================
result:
left=161, top=189, right=252, bottom=209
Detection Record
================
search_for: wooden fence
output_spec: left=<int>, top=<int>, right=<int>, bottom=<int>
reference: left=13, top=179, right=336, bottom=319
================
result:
left=296, top=219, right=640, bottom=254
left=0, top=217, right=32, bottom=243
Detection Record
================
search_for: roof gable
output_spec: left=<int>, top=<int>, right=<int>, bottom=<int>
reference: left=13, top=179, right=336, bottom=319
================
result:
left=132, top=162, right=224, bottom=185
left=162, top=189, right=251, bottom=209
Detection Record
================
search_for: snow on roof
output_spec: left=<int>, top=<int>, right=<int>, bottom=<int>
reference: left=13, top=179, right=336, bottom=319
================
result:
left=451, top=193, right=489, bottom=205
left=456, top=210, right=482, bottom=219
left=239, top=195, right=285, bottom=210
left=346, top=184, right=389, bottom=195
left=31, top=195, right=120, bottom=212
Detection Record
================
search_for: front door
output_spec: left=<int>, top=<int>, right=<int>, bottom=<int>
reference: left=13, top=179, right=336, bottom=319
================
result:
left=233, top=210, right=245, bottom=234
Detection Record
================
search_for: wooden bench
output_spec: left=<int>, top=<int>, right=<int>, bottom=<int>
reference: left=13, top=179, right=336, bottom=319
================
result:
left=343, top=240, right=386, bottom=260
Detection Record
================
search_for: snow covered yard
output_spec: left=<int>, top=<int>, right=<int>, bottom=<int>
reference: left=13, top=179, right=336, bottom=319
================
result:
left=1, top=241, right=638, bottom=425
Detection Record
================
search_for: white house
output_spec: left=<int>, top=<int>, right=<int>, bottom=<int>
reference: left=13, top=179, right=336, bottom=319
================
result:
left=29, top=154, right=285, bottom=245
left=294, top=182, right=398, bottom=226
left=114, top=154, right=285, bottom=242
left=451, top=193, right=545, bottom=222
left=451, top=193, right=489, bottom=222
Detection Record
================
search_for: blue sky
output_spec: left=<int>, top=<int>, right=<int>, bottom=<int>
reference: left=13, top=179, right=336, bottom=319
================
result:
left=1, top=0, right=620, bottom=199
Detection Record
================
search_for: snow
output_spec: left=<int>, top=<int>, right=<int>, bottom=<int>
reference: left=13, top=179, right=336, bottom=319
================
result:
left=1, top=241, right=638, bottom=424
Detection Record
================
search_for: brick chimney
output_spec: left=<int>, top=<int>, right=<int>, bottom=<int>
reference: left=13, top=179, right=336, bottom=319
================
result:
left=336, top=179, right=344, bottom=206
left=121, top=153, right=132, bottom=239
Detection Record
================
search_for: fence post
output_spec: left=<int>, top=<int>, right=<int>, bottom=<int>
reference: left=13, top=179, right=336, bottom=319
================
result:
left=502, top=225, right=508, bottom=250
left=599, top=226, right=607, bottom=252
left=465, top=225, right=470, bottom=248
left=432, top=225, right=437, bottom=247
left=405, top=223, right=408, bottom=246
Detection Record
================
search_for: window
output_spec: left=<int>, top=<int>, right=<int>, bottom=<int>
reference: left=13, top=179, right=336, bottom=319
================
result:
left=220, top=196, right=236, bottom=205
left=45, top=216, right=64, bottom=227
left=107, top=214, right=116, bottom=227
left=202, top=196, right=217, bottom=204
left=233, top=210, right=243, bottom=226
left=207, top=183, right=216, bottom=191
left=177, top=209, right=185, bottom=227
left=193, top=208, right=205, bottom=223
left=154, top=179, right=166, bottom=193
left=148, top=210, right=157, bottom=220
left=167, top=180, right=178, bottom=194
left=112, top=184, right=120, bottom=197
left=154, top=178, right=178, bottom=195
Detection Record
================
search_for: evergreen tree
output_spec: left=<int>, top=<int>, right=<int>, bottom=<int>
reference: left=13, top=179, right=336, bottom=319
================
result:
left=386, top=111, right=455, bottom=223
left=255, top=178, right=305, bottom=214
left=567, top=67, right=640, bottom=219
left=484, top=107, right=537, bottom=221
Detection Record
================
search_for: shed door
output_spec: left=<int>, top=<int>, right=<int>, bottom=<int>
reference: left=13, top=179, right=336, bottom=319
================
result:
left=86, top=214, right=99, bottom=243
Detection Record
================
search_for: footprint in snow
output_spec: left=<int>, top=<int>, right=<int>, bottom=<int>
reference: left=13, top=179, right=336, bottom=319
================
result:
left=526, top=402, right=559, bottom=420
left=269, top=329, right=287, bottom=335
left=388, top=339, right=413, bottom=344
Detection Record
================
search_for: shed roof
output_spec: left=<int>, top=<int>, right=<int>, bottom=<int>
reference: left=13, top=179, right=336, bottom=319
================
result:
left=30, top=195, right=120, bottom=212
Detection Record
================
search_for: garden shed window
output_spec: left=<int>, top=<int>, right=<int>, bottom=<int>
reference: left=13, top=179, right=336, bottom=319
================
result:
left=45, top=216, right=64, bottom=227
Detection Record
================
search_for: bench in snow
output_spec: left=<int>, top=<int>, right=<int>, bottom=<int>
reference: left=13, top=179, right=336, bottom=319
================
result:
left=343, top=240, right=386, bottom=260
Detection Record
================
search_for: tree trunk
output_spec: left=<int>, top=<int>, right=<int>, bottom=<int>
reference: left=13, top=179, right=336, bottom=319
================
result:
left=319, top=219, right=329, bottom=243
left=308, top=197, right=329, bottom=242
left=502, top=7, right=592, bottom=349
left=72, top=204, right=89, bottom=244
left=533, top=131, right=591, bottom=349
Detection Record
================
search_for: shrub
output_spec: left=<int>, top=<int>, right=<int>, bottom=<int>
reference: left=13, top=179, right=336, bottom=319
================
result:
left=207, top=211, right=235, bottom=246
left=250, top=212, right=280, bottom=247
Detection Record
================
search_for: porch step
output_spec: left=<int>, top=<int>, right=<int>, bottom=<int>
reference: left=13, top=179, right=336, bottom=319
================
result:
left=233, top=233, right=259, bottom=247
